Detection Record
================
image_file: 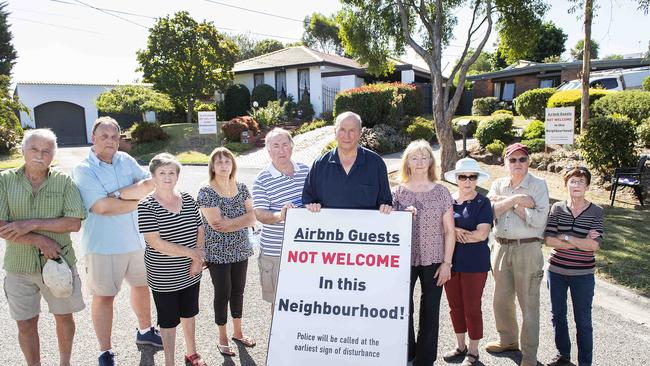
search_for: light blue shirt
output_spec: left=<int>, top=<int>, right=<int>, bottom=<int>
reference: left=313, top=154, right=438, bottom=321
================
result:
left=72, top=150, right=150, bottom=256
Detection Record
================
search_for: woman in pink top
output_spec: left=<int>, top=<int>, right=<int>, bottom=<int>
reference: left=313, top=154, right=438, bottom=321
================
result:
left=392, top=140, right=456, bottom=366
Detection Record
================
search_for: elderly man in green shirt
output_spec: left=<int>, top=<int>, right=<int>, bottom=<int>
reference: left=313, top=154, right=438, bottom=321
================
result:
left=0, top=129, right=86, bottom=366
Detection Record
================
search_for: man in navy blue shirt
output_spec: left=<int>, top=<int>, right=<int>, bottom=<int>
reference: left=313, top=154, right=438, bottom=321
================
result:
left=302, top=111, right=392, bottom=213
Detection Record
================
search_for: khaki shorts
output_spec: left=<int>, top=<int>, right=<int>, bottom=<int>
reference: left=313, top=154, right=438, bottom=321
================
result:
left=3, top=265, right=85, bottom=321
left=259, top=254, right=281, bottom=303
left=85, top=250, right=147, bottom=296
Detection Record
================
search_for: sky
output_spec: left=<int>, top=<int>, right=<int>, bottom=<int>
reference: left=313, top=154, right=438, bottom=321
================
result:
left=6, top=0, right=650, bottom=84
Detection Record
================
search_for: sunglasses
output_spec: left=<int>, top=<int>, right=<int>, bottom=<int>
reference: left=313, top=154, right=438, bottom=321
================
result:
left=508, top=156, right=528, bottom=164
left=457, top=174, right=478, bottom=181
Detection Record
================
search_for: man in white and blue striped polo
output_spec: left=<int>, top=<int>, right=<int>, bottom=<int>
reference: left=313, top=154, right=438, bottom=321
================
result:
left=252, top=128, right=310, bottom=307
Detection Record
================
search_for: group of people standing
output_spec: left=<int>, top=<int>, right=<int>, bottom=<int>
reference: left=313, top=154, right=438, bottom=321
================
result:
left=0, top=111, right=604, bottom=366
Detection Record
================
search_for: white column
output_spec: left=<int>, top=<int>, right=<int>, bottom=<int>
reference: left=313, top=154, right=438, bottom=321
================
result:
left=310, top=66, right=323, bottom=117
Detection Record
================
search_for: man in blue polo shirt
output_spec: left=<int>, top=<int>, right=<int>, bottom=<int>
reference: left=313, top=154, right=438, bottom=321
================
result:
left=302, top=111, right=392, bottom=212
left=252, top=128, right=310, bottom=307
left=72, top=117, right=161, bottom=366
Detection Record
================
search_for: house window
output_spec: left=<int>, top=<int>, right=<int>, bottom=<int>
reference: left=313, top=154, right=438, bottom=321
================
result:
left=493, top=83, right=501, bottom=99
left=539, top=79, right=555, bottom=88
left=275, top=71, right=286, bottom=99
left=298, top=68, right=310, bottom=101
left=501, top=81, right=515, bottom=101
left=254, top=73, right=264, bottom=87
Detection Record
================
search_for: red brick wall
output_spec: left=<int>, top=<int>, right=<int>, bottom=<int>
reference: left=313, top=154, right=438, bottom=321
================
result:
left=561, top=69, right=580, bottom=83
left=512, top=75, right=541, bottom=97
left=472, top=80, right=493, bottom=98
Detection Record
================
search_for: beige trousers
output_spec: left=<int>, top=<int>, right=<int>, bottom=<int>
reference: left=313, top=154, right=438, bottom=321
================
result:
left=491, top=241, right=544, bottom=364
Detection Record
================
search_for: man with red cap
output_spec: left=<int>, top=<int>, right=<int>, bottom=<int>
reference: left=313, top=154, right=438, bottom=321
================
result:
left=485, top=143, right=549, bottom=366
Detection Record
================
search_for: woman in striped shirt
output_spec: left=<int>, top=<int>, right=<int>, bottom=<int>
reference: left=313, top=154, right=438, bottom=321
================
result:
left=544, top=167, right=603, bottom=366
left=138, top=153, right=207, bottom=366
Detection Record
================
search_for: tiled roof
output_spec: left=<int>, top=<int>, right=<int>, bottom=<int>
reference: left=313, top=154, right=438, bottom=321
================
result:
left=16, top=81, right=152, bottom=87
left=233, top=46, right=363, bottom=73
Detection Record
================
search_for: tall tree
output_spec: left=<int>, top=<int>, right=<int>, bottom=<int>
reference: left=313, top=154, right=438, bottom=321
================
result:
left=137, top=12, right=238, bottom=123
left=230, top=34, right=285, bottom=61
left=0, top=2, right=17, bottom=75
left=498, top=20, right=567, bottom=64
left=254, top=39, right=284, bottom=56
left=95, top=85, right=174, bottom=122
left=302, top=12, right=344, bottom=55
left=338, top=0, right=546, bottom=172
left=570, top=39, right=599, bottom=61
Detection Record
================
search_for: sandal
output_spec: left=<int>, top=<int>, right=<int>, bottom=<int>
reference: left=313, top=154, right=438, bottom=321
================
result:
left=217, top=343, right=236, bottom=357
left=232, top=335, right=256, bottom=347
left=461, top=352, right=479, bottom=366
left=185, top=353, right=208, bottom=366
left=443, top=346, right=468, bottom=361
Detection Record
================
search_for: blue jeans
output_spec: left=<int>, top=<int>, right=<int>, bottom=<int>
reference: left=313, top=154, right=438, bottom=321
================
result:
left=547, top=271, right=595, bottom=366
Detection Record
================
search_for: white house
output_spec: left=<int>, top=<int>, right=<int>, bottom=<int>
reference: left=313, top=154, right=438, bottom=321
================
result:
left=14, top=82, right=154, bottom=145
left=233, top=46, right=432, bottom=116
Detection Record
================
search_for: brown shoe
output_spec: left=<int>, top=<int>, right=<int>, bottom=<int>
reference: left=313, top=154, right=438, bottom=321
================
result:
left=484, top=341, right=519, bottom=353
left=442, top=346, right=467, bottom=361
left=520, top=362, right=537, bottom=366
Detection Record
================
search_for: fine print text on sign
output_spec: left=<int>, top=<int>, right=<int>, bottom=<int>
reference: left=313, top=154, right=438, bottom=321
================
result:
left=266, top=209, right=412, bottom=366
left=197, top=111, right=217, bottom=135
left=545, top=107, right=575, bottom=145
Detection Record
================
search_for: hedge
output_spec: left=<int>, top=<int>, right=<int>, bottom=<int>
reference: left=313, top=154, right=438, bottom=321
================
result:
left=333, top=83, right=422, bottom=127
left=522, top=120, right=545, bottom=140
left=547, top=89, right=610, bottom=132
left=515, top=88, right=556, bottom=120
left=251, top=84, right=277, bottom=108
left=521, top=138, right=546, bottom=154
left=592, top=90, right=650, bottom=125
left=475, top=115, right=515, bottom=147
left=472, top=97, right=498, bottom=116
left=578, top=114, right=638, bottom=176
left=223, top=84, right=250, bottom=120
left=638, top=117, right=650, bottom=148
left=643, top=76, right=650, bottom=92
left=405, top=117, right=436, bottom=142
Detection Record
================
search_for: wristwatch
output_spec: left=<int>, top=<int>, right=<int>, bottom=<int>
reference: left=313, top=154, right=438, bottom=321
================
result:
left=443, top=261, right=453, bottom=268
left=110, top=190, right=121, bottom=199
left=562, top=234, right=570, bottom=242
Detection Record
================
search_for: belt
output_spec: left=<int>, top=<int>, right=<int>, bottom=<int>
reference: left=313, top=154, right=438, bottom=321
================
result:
left=496, top=237, right=540, bottom=245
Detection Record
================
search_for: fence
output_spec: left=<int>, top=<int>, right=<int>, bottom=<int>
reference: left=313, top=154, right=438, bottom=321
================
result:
left=322, top=86, right=339, bottom=113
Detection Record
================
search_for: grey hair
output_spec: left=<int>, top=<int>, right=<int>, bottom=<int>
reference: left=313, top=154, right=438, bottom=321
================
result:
left=22, top=128, right=58, bottom=152
left=265, top=128, right=294, bottom=150
left=334, top=111, right=362, bottom=131
left=92, top=116, right=121, bottom=135
left=149, top=153, right=181, bottom=174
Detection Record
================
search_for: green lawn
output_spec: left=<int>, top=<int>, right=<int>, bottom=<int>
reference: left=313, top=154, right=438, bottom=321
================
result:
left=0, top=152, right=23, bottom=169
left=129, top=123, right=255, bottom=164
left=452, top=115, right=531, bottom=129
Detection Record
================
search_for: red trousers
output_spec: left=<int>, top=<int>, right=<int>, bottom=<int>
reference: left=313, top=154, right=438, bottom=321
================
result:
left=444, top=271, right=488, bottom=340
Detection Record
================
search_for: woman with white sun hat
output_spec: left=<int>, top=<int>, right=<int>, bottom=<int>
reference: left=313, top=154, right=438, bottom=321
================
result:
left=441, top=158, right=493, bottom=366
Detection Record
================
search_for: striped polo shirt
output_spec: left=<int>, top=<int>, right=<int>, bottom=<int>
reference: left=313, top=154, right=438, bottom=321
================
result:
left=252, top=161, right=310, bottom=256
left=544, top=201, right=604, bottom=276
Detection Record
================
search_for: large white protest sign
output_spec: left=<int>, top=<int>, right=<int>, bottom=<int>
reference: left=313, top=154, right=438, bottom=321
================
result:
left=545, top=107, right=575, bottom=144
left=198, top=111, right=217, bottom=134
left=266, top=208, right=412, bottom=366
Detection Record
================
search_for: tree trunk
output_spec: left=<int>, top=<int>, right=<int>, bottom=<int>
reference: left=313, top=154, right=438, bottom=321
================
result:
left=580, top=0, right=593, bottom=132
left=432, top=76, right=458, bottom=174
left=186, top=98, right=194, bottom=124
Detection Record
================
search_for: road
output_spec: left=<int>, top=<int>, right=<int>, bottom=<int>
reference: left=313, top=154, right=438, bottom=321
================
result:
left=1, top=147, right=649, bottom=365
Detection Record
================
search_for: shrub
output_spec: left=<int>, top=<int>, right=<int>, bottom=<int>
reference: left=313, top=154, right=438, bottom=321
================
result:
left=547, top=89, right=610, bottom=132
left=472, top=97, right=498, bottom=116
left=223, top=84, right=250, bottom=120
left=474, top=115, right=515, bottom=147
left=577, top=114, right=638, bottom=176
left=405, top=117, right=435, bottom=142
left=492, top=109, right=513, bottom=116
left=293, top=119, right=329, bottom=136
left=359, top=124, right=409, bottom=154
left=644, top=76, right=650, bottom=92
left=637, top=117, right=650, bottom=148
left=486, top=139, right=506, bottom=156
left=283, top=94, right=298, bottom=120
left=333, top=82, right=422, bottom=127
left=296, top=93, right=315, bottom=121
left=522, top=120, right=545, bottom=140
left=249, top=101, right=284, bottom=129
left=224, top=142, right=254, bottom=153
left=0, top=124, right=21, bottom=155
left=515, top=88, right=556, bottom=119
left=592, top=90, right=650, bottom=125
left=521, top=138, right=546, bottom=154
left=221, top=118, right=248, bottom=142
left=130, top=122, right=169, bottom=143
left=452, top=118, right=479, bottom=138
left=251, top=84, right=277, bottom=108
left=221, top=116, right=260, bottom=142
left=320, top=110, right=334, bottom=123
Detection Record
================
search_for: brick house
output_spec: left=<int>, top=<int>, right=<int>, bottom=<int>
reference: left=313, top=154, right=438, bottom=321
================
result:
left=467, top=58, right=650, bottom=102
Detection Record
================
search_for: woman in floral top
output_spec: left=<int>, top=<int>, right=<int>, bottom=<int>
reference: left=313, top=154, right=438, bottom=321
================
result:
left=197, top=147, right=256, bottom=357
left=392, top=140, right=456, bottom=366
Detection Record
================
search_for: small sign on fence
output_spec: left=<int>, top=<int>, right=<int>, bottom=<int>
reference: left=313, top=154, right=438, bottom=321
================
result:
left=545, top=107, right=575, bottom=145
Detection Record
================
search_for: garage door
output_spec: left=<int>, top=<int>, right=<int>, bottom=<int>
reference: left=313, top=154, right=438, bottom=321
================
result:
left=34, top=101, right=87, bottom=145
